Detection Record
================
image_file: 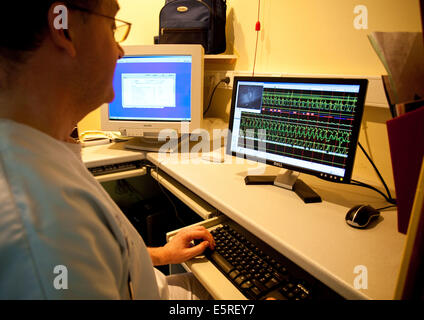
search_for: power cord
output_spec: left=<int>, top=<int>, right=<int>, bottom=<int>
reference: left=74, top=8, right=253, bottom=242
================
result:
left=203, top=77, right=231, bottom=117
left=349, top=141, right=396, bottom=205
left=350, top=179, right=395, bottom=204
left=144, top=163, right=185, bottom=226
left=375, top=204, right=397, bottom=211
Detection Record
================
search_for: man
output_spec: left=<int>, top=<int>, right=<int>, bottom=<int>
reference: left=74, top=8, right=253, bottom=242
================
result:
left=0, top=0, right=214, bottom=299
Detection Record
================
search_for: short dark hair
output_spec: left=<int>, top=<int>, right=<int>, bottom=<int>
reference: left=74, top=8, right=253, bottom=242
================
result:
left=0, top=1, right=101, bottom=67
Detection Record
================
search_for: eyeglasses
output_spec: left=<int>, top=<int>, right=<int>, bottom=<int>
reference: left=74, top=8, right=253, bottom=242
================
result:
left=66, top=4, right=132, bottom=43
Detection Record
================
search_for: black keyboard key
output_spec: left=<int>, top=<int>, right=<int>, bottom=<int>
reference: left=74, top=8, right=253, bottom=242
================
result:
left=258, top=276, right=267, bottom=284
left=273, top=271, right=289, bottom=283
left=236, top=265, right=244, bottom=272
left=241, top=280, right=253, bottom=290
left=235, top=275, right=248, bottom=286
left=280, top=266, right=288, bottom=274
left=252, top=279, right=267, bottom=293
left=265, top=277, right=280, bottom=289
left=299, top=292, right=309, bottom=300
left=210, top=251, right=235, bottom=274
left=244, top=273, right=253, bottom=280
left=280, top=286, right=289, bottom=295
left=250, top=286, right=262, bottom=297
left=229, top=270, right=240, bottom=279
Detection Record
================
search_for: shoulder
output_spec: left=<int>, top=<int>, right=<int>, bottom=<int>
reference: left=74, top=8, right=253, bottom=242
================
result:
left=0, top=124, right=129, bottom=299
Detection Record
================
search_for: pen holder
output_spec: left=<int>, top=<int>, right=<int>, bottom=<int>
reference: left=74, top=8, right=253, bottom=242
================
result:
left=387, top=106, right=424, bottom=234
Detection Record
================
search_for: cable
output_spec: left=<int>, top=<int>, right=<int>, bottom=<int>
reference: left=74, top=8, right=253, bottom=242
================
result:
left=358, top=141, right=395, bottom=202
left=252, top=0, right=261, bottom=76
left=375, top=205, right=397, bottom=211
left=350, top=179, right=396, bottom=204
left=145, top=163, right=185, bottom=226
left=157, top=178, right=185, bottom=226
left=203, top=77, right=230, bottom=117
left=349, top=142, right=396, bottom=205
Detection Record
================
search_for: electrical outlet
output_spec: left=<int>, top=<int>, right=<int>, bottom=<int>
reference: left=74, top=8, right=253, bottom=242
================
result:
left=205, top=71, right=234, bottom=90
left=224, top=71, right=234, bottom=89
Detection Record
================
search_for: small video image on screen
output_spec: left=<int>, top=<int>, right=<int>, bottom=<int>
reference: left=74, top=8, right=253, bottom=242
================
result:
left=236, top=85, right=264, bottom=110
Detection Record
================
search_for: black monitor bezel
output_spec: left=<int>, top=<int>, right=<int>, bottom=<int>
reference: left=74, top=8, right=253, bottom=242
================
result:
left=226, top=76, right=368, bottom=184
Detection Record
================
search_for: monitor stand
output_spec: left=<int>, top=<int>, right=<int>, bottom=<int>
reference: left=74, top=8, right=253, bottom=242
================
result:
left=124, top=135, right=183, bottom=153
left=274, top=169, right=300, bottom=190
left=246, top=169, right=322, bottom=204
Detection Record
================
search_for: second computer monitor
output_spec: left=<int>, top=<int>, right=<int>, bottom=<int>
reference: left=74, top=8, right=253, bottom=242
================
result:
left=101, top=44, right=204, bottom=140
left=227, top=77, right=368, bottom=184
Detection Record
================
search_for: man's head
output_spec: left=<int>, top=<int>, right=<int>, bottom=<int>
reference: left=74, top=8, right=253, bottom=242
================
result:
left=0, top=1, right=99, bottom=68
left=0, top=0, right=125, bottom=135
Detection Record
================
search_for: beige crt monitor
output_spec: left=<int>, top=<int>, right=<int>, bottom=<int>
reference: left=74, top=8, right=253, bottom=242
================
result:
left=100, top=44, right=204, bottom=151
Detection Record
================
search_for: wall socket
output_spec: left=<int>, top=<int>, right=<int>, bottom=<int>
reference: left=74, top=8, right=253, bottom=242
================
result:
left=205, top=71, right=234, bottom=89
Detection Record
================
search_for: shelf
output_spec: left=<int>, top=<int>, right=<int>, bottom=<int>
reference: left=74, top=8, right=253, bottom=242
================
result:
left=95, top=168, right=147, bottom=183
left=204, top=54, right=237, bottom=64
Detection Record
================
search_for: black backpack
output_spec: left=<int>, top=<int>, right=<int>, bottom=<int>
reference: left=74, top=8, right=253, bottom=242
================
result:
left=158, top=0, right=227, bottom=54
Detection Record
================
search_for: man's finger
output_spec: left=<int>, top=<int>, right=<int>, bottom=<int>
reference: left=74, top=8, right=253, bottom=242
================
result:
left=184, top=230, right=215, bottom=248
left=187, top=241, right=210, bottom=258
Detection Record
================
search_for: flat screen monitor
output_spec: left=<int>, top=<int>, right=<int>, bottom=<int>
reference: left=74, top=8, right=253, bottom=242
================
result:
left=101, top=44, right=204, bottom=151
left=227, top=76, right=368, bottom=200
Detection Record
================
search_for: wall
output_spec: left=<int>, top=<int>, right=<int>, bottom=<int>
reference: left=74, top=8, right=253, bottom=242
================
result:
left=228, top=0, right=420, bottom=74
left=78, top=0, right=422, bottom=190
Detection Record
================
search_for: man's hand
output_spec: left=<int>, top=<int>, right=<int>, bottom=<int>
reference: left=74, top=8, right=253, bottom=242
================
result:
left=148, top=226, right=215, bottom=266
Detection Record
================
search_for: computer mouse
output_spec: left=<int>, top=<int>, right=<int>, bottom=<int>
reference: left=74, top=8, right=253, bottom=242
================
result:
left=345, top=205, right=380, bottom=229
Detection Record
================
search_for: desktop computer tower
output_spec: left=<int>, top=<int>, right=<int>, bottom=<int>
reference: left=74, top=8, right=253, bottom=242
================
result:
left=124, top=196, right=176, bottom=247
left=124, top=192, right=203, bottom=247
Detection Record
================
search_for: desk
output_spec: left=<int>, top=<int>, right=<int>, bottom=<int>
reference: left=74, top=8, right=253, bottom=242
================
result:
left=82, top=143, right=406, bottom=300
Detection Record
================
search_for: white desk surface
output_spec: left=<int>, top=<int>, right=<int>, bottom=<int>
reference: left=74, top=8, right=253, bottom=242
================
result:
left=147, top=151, right=405, bottom=300
left=81, top=142, right=145, bottom=168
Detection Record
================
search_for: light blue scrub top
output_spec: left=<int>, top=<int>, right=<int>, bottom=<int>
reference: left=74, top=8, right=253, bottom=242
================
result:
left=0, top=119, right=166, bottom=299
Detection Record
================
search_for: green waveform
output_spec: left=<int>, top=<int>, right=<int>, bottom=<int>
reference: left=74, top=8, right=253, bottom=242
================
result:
left=240, top=117, right=351, bottom=154
left=269, top=134, right=348, bottom=154
left=262, top=91, right=357, bottom=113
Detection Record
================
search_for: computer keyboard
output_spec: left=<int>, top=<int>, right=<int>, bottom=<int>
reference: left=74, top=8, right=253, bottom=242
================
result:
left=204, top=221, right=343, bottom=300
left=88, top=160, right=143, bottom=176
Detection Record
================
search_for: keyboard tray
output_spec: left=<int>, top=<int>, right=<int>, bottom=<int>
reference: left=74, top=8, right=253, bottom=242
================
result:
left=167, top=216, right=343, bottom=300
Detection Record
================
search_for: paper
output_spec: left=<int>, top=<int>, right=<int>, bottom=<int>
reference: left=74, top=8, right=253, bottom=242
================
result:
left=368, top=32, right=424, bottom=104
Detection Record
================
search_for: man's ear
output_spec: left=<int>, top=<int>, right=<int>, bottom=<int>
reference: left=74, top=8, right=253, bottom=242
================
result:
left=47, top=2, right=77, bottom=58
